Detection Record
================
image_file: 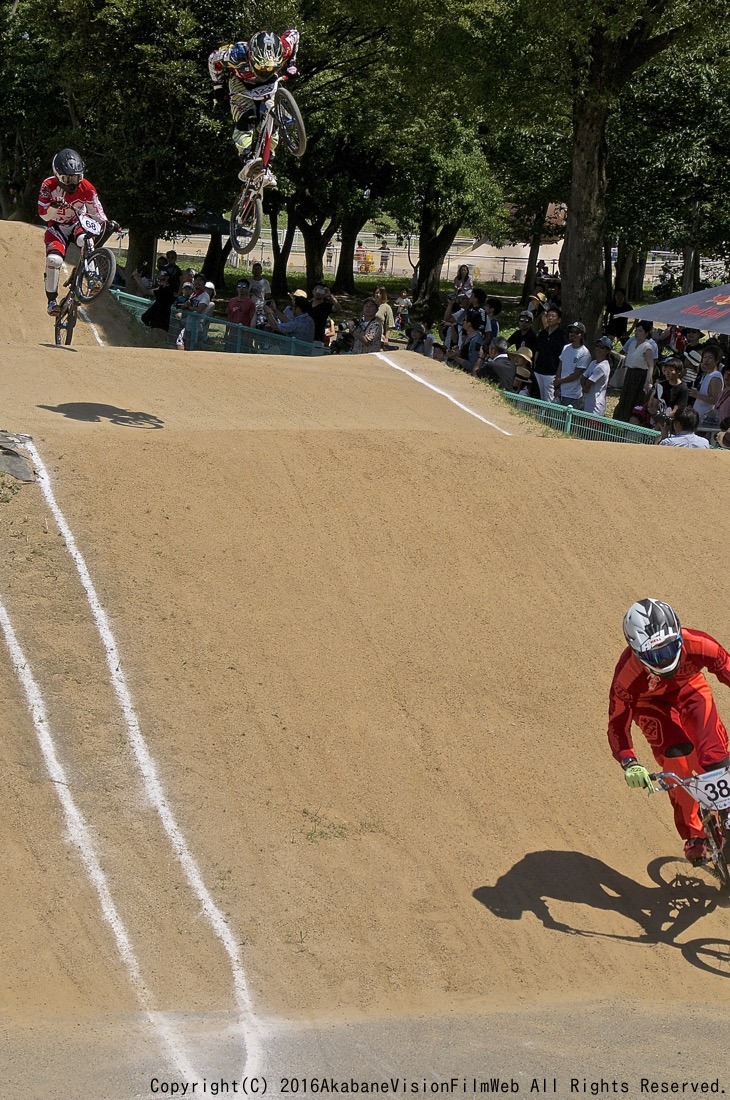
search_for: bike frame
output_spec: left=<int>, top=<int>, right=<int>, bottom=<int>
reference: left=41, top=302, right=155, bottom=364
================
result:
left=243, top=75, right=284, bottom=199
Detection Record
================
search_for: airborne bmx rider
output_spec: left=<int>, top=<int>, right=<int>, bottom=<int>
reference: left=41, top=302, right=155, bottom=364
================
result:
left=208, top=28, right=299, bottom=189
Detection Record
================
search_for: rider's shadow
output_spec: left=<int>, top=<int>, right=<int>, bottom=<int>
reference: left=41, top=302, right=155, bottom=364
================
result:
left=473, top=850, right=719, bottom=946
left=38, top=402, right=164, bottom=429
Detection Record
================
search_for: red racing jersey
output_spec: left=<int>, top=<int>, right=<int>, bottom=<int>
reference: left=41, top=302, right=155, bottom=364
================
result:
left=38, top=177, right=106, bottom=226
left=607, top=628, right=730, bottom=763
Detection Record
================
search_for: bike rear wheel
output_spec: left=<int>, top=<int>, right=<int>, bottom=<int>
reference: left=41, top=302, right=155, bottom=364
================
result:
left=54, top=296, right=77, bottom=346
left=73, top=246, right=116, bottom=303
left=230, top=191, right=263, bottom=255
left=274, top=87, right=306, bottom=157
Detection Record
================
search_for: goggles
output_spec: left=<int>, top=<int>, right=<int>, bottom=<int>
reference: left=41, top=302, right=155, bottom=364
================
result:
left=638, top=636, right=682, bottom=670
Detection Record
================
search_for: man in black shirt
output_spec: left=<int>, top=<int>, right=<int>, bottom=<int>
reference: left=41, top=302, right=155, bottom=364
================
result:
left=507, top=311, right=538, bottom=355
left=534, top=306, right=568, bottom=401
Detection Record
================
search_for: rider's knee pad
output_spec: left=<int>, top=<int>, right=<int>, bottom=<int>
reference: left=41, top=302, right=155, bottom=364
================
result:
left=45, top=251, right=63, bottom=293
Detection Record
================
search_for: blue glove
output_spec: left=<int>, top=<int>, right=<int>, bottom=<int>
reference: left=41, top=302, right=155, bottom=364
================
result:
left=624, top=764, right=653, bottom=790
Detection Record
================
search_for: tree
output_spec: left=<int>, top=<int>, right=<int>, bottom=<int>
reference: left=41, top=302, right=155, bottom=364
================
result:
left=507, top=0, right=728, bottom=339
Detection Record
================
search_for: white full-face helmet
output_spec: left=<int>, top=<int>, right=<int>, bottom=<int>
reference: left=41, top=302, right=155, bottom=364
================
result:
left=623, top=598, right=683, bottom=677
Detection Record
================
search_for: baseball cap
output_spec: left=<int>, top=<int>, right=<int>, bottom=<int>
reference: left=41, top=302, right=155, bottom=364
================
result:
left=204, top=281, right=215, bottom=291
left=595, top=336, right=613, bottom=350
left=568, top=321, right=586, bottom=334
left=519, top=310, right=533, bottom=321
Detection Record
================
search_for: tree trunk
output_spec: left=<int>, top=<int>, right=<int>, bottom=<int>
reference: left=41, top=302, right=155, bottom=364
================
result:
left=681, top=244, right=695, bottom=295
left=296, top=215, right=337, bottom=287
left=611, top=240, right=637, bottom=292
left=693, top=249, right=701, bottom=292
left=270, top=200, right=297, bottom=296
left=201, top=232, right=223, bottom=288
left=521, top=203, right=548, bottom=307
left=627, top=251, right=647, bottom=303
left=333, top=214, right=366, bottom=294
left=415, top=182, right=462, bottom=313
left=124, top=227, right=157, bottom=291
left=561, top=95, right=611, bottom=342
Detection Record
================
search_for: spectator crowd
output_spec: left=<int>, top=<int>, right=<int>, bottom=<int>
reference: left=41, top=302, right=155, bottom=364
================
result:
left=123, top=252, right=730, bottom=449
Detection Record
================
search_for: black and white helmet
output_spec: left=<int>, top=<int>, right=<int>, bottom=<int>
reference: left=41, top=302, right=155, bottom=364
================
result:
left=623, top=598, right=683, bottom=676
left=52, top=148, right=85, bottom=192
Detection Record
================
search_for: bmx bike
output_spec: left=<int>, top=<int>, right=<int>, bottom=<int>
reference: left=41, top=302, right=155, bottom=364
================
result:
left=649, top=766, right=730, bottom=894
left=229, top=75, right=306, bottom=255
left=54, top=210, right=118, bottom=347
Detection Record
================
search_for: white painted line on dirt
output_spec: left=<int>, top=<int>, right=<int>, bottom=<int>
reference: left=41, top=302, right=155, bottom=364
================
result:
left=375, top=352, right=512, bottom=436
left=79, top=306, right=105, bottom=346
left=0, top=597, right=197, bottom=1082
left=26, top=440, right=265, bottom=1076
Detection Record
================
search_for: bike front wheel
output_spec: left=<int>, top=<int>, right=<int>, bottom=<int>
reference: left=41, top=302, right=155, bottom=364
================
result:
left=274, top=87, right=306, bottom=157
left=73, top=246, right=116, bottom=303
left=230, top=191, right=263, bottom=255
left=703, top=811, right=730, bottom=894
left=54, top=296, right=77, bottom=346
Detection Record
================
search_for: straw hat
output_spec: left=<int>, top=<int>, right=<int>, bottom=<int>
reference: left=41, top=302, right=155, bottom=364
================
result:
left=508, top=345, right=533, bottom=364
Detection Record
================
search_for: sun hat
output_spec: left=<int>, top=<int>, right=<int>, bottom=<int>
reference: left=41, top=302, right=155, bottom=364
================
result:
left=290, top=288, right=308, bottom=299
left=685, top=349, right=702, bottom=368
left=409, top=322, right=426, bottom=334
left=714, top=428, right=730, bottom=449
left=529, top=292, right=548, bottom=306
left=508, top=346, right=533, bottom=365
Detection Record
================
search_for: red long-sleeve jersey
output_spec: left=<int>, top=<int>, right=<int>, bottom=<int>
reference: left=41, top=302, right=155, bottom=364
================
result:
left=607, top=628, right=730, bottom=763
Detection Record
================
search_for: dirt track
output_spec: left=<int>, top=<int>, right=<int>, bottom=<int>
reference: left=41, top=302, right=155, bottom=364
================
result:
left=1, top=222, right=729, bottom=1099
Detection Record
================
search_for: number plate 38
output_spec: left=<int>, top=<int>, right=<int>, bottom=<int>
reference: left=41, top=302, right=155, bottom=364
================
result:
left=687, top=766, right=730, bottom=810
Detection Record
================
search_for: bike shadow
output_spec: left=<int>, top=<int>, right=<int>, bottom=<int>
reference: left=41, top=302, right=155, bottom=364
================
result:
left=473, top=850, right=729, bottom=974
left=40, top=343, right=77, bottom=352
left=37, top=402, right=164, bottom=429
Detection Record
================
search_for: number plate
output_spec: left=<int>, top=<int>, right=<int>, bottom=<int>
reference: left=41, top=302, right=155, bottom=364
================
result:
left=245, top=81, right=277, bottom=101
left=79, top=214, right=101, bottom=235
left=687, top=766, right=730, bottom=810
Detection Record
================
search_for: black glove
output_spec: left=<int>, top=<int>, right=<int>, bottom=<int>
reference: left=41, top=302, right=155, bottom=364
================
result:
left=210, top=85, right=228, bottom=108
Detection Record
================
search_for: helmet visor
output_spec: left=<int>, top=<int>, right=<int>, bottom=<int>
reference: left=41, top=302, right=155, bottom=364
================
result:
left=638, top=637, right=682, bottom=671
left=58, top=173, right=82, bottom=188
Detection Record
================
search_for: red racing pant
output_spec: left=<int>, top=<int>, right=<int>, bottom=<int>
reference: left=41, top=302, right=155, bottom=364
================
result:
left=634, top=680, right=729, bottom=841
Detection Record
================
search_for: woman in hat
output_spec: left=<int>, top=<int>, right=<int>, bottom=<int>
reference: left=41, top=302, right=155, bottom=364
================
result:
left=406, top=322, right=433, bottom=357
left=508, top=346, right=533, bottom=394
left=528, top=291, right=548, bottom=330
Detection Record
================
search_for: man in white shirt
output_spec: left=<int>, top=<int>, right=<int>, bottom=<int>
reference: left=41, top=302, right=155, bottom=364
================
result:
left=580, top=335, right=612, bottom=416
left=554, top=321, right=591, bottom=407
left=658, top=407, right=710, bottom=448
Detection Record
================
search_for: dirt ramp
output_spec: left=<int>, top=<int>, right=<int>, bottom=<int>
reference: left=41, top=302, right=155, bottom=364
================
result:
left=0, top=220, right=150, bottom=349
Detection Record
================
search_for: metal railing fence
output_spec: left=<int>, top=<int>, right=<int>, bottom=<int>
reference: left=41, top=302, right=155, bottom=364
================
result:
left=502, top=393, right=660, bottom=443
